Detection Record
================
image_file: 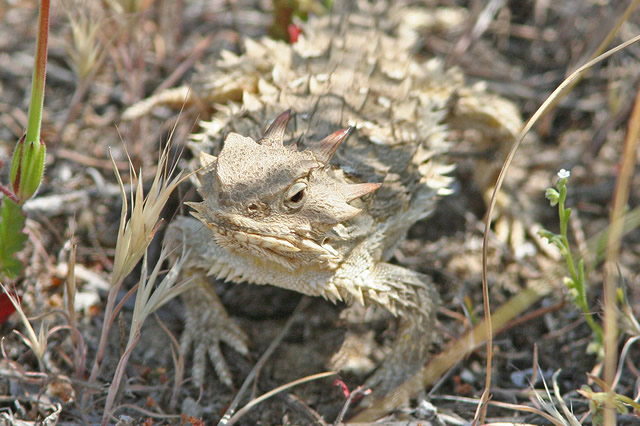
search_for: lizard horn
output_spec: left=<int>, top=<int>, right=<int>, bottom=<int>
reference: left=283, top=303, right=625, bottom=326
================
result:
left=311, top=127, right=351, bottom=164
left=341, top=182, right=381, bottom=202
left=260, top=109, right=292, bottom=146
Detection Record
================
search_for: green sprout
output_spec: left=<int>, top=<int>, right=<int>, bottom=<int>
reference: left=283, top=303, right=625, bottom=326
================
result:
left=578, top=373, right=640, bottom=424
left=538, top=169, right=604, bottom=356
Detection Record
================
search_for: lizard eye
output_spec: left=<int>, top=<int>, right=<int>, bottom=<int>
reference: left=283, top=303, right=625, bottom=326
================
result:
left=284, top=181, right=307, bottom=209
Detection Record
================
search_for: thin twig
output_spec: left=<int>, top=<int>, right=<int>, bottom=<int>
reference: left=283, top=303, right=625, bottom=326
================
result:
left=224, top=371, right=337, bottom=426
left=154, top=35, right=213, bottom=93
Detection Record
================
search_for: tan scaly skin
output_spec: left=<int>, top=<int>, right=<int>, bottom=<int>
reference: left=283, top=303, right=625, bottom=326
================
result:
left=166, top=109, right=446, bottom=393
left=159, top=1, right=522, bottom=396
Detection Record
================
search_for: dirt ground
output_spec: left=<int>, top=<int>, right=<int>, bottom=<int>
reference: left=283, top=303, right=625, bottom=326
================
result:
left=1, top=0, right=640, bottom=424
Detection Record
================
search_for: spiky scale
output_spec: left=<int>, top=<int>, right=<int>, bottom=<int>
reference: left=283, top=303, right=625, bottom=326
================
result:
left=162, top=0, right=521, bottom=396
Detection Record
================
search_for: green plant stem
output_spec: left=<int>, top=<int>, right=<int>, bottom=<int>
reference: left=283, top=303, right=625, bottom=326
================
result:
left=558, top=184, right=602, bottom=344
left=25, top=0, right=50, bottom=145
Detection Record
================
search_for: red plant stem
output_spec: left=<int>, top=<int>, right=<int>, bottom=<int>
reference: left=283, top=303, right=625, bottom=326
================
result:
left=25, top=0, right=50, bottom=145
left=0, top=184, right=19, bottom=203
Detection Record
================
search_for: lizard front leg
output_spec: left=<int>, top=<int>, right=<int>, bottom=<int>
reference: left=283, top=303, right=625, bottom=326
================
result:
left=328, top=237, right=440, bottom=396
left=361, top=263, right=440, bottom=396
left=165, top=216, right=249, bottom=388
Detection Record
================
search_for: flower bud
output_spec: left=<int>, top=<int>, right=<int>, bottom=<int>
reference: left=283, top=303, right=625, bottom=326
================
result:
left=545, top=188, right=559, bottom=206
left=10, top=134, right=46, bottom=203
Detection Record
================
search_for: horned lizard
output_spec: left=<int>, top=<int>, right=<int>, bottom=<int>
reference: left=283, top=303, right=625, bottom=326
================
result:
left=154, top=1, right=521, bottom=395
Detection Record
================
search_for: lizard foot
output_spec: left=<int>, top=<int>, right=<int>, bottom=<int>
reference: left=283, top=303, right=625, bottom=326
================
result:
left=360, top=326, right=431, bottom=400
left=329, top=329, right=377, bottom=377
left=181, top=283, right=250, bottom=388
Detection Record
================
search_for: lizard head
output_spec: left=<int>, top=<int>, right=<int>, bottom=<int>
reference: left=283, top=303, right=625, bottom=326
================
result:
left=188, top=110, right=380, bottom=270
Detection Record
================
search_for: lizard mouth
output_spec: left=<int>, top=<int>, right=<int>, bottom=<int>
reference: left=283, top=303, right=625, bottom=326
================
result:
left=205, top=221, right=301, bottom=253
left=191, top=211, right=340, bottom=270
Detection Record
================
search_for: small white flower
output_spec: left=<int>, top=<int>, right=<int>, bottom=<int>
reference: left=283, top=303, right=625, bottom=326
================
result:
left=557, top=169, right=571, bottom=179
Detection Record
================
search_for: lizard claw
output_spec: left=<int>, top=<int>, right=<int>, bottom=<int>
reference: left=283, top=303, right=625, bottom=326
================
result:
left=180, top=283, right=249, bottom=388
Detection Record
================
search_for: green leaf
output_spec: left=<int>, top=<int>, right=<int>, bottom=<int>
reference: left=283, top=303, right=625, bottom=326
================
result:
left=537, top=229, right=556, bottom=240
left=0, top=197, right=27, bottom=278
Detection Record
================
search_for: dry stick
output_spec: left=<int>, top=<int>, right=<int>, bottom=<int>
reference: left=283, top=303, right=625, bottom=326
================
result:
left=101, top=332, right=140, bottom=425
left=487, top=400, right=564, bottom=426
left=65, top=241, right=88, bottom=381
left=154, top=35, right=213, bottom=93
left=351, top=34, right=640, bottom=423
left=112, top=404, right=182, bottom=420
left=55, top=148, right=130, bottom=170
left=55, top=76, right=91, bottom=142
left=447, top=0, right=505, bottom=66
left=602, top=83, right=640, bottom=424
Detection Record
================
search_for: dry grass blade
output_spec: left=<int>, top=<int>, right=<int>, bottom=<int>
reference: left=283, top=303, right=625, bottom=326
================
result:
left=64, top=241, right=77, bottom=335
left=529, top=370, right=581, bottom=426
left=64, top=238, right=87, bottom=380
left=0, top=282, right=47, bottom=370
left=102, top=246, right=191, bottom=424
left=430, top=393, right=570, bottom=425
left=488, top=400, right=567, bottom=426
left=110, top=140, right=183, bottom=286
left=223, top=371, right=337, bottom=426
left=129, top=248, right=191, bottom=339
left=552, top=371, right=582, bottom=426
left=64, top=5, right=102, bottom=80
left=448, top=0, right=506, bottom=64
left=84, top=126, right=186, bottom=405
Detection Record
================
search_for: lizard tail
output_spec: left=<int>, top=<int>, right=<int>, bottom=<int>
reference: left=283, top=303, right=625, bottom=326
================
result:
left=122, top=86, right=191, bottom=120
